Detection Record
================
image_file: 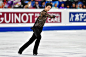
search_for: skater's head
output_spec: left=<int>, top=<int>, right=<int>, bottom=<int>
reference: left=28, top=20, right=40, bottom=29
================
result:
left=45, top=3, right=52, bottom=12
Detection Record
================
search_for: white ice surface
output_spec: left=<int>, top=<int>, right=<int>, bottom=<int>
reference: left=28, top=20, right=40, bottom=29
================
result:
left=0, top=30, right=86, bottom=57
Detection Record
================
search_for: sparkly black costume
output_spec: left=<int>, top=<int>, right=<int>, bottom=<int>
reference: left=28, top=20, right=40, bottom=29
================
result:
left=18, top=10, right=55, bottom=55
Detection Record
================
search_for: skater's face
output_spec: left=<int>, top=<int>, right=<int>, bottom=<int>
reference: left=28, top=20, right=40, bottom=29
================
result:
left=45, top=5, right=51, bottom=11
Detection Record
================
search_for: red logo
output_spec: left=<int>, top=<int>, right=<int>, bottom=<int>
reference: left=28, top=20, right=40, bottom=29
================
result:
left=0, top=12, right=61, bottom=24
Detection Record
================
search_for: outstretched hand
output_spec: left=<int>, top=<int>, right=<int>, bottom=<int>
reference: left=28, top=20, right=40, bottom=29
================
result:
left=52, top=15, right=56, bottom=18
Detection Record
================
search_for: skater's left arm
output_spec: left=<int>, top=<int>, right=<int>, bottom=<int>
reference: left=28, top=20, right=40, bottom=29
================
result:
left=46, top=13, right=56, bottom=18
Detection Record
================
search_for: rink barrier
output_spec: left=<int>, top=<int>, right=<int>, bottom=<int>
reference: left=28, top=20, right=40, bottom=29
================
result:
left=0, top=26, right=86, bottom=32
left=0, top=9, right=86, bottom=32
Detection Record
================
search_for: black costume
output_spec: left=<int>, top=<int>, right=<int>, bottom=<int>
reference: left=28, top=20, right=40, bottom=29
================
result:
left=18, top=10, right=55, bottom=55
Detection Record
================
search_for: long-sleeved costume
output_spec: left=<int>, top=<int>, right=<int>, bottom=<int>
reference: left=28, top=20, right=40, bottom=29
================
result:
left=31, top=10, right=55, bottom=30
left=18, top=10, right=55, bottom=55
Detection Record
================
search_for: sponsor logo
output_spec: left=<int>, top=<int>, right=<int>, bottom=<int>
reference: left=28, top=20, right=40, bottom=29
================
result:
left=69, top=12, right=86, bottom=22
left=0, top=12, right=61, bottom=24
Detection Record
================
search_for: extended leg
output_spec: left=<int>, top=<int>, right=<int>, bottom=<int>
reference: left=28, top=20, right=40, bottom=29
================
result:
left=18, top=33, right=36, bottom=54
left=33, top=27, right=42, bottom=55
left=33, top=35, right=41, bottom=54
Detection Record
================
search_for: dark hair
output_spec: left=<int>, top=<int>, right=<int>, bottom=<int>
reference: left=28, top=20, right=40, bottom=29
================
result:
left=41, top=1, right=45, bottom=5
left=46, top=3, right=52, bottom=8
left=67, top=4, right=69, bottom=6
left=83, top=4, right=86, bottom=7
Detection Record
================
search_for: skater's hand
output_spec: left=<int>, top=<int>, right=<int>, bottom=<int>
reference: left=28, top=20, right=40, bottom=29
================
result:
left=52, top=15, right=56, bottom=18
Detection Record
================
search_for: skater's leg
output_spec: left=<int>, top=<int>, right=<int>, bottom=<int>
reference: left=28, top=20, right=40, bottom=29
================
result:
left=33, top=35, right=41, bottom=54
left=33, top=27, right=42, bottom=55
left=18, top=33, right=36, bottom=54
left=33, top=27, right=41, bottom=37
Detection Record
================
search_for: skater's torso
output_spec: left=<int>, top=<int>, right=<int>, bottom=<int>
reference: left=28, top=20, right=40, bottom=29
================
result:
left=31, top=10, right=54, bottom=31
left=34, top=10, right=53, bottom=27
left=34, top=10, right=46, bottom=27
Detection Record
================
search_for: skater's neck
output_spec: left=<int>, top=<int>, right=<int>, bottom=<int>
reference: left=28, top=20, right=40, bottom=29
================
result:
left=44, top=9, right=47, bottom=12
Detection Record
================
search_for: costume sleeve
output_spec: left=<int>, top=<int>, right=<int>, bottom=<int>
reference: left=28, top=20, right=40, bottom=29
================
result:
left=46, top=13, right=56, bottom=18
left=40, top=11, right=56, bottom=18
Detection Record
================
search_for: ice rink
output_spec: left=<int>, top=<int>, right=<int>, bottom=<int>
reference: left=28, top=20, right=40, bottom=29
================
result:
left=0, top=30, right=86, bottom=57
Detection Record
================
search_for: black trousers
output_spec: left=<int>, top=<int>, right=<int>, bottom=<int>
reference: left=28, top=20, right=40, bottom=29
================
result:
left=19, top=26, right=43, bottom=54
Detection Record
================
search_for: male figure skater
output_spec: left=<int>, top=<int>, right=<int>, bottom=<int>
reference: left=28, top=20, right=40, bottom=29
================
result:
left=18, top=3, right=56, bottom=55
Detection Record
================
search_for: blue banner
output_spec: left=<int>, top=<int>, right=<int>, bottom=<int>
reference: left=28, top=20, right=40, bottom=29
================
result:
left=69, top=12, right=86, bottom=22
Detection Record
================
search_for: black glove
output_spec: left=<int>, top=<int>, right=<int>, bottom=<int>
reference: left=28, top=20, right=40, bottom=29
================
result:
left=53, top=15, right=56, bottom=18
